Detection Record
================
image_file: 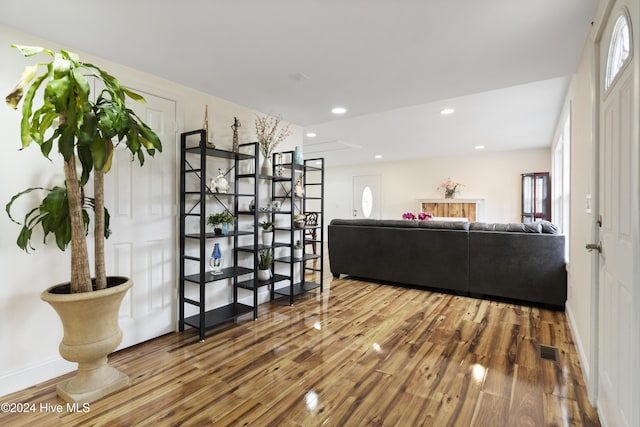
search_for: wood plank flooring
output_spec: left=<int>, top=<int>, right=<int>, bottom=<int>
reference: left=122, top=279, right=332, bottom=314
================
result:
left=0, top=265, right=600, bottom=426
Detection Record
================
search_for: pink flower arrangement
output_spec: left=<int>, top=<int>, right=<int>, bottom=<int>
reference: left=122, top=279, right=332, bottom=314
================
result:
left=438, top=177, right=464, bottom=197
left=418, top=212, right=433, bottom=221
left=402, top=212, right=432, bottom=221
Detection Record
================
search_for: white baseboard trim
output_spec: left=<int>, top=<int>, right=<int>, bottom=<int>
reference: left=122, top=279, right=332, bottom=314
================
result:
left=0, top=357, right=75, bottom=398
left=565, top=301, right=594, bottom=403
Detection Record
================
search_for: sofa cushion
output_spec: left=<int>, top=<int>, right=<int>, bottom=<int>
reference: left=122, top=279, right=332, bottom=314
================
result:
left=537, top=220, right=560, bottom=234
left=470, top=222, right=541, bottom=233
left=418, top=220, right=470, bottom=231
left=506, top=222, right=542, bottom=233
left=377, top=219, right=420, bottom=228
left=469, top=222, right=494, bottom=231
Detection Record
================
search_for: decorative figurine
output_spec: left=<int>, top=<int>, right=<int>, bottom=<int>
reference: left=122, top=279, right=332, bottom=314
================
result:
left=231, top=117, right=241, bottom=152
left=294, top=177, right=305, bottom=198
left=204, top=105, right=214, bottom=148
left=212, top=168, right=230, bottom=193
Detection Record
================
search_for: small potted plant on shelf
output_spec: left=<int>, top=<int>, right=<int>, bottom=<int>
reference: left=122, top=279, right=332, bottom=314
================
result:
left=293, top=240, right=304, bottom=259
left=207, top=211, right=235, bottom=235
left=259, top=220, right=275, bottom=246
left=294, top=213, right=306, bottom=229
left=257, top=249, right=273, bottom=281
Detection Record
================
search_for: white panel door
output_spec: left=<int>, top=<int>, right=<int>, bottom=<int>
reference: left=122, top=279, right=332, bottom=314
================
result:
left=104, top=91, right=177, bottom=348
left=597, top=4, right=638, bottom=427
left=352, top=175, right=381, bottom=219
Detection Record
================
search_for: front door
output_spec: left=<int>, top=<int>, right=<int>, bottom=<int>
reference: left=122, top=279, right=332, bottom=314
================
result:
left=104, top=91, right=177, bottom=348
left=352, top=175, right=381, bottom=219
left=597, top=3, right=638, bottom=426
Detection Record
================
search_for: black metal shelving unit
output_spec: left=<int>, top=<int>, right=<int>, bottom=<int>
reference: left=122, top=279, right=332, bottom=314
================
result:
left=179, top=129, right=265, bottom=341
left=270, top=152, right=325, bottom=305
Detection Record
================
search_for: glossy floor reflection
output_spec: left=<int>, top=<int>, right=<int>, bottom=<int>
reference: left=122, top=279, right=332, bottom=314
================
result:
left=0, top=272, right=600, bottom=426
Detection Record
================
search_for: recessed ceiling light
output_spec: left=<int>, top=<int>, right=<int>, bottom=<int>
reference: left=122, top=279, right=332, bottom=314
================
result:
left=440, top=108, right=455, bottom=115
left=306, top=132, right=317, bottom=138
left=331, top=107, right=347, bottom=115
left=475, top=145, right=485, bottom=150
left=375, top=155, right=383, bottom=159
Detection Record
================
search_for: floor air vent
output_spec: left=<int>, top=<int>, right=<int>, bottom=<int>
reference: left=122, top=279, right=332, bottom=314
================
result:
left=537, top=344, right=560, bottom=363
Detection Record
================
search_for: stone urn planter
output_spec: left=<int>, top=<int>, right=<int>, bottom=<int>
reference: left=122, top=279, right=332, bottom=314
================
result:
left=40, top=277, right=132, bottom=404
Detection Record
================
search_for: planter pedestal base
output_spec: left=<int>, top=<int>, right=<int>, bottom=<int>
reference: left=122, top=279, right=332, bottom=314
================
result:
left=57, top=362, right=129, bottom=404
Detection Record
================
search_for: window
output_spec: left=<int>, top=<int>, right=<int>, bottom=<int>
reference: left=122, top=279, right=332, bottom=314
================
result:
left=361, top=186, right=373, bottom=218
left=552, top=113, right=571, bottom=259
left=605, top=12, right=631, bottom=91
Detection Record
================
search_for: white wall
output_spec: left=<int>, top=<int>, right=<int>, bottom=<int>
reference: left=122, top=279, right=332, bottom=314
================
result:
left=325, top=148, right=551, bottom=224
left=559, top=39, right=597, bottom=397
left=0, top=25, right=300, bottom=396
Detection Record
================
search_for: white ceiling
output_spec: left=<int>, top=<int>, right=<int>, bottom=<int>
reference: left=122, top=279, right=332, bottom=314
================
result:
left=0, top=0, right=598, bottom=166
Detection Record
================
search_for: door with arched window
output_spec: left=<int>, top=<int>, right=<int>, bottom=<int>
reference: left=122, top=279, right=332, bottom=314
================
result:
left=596, top=4, right=637, bottom=427
left=352, top=175, right=381, bottom=219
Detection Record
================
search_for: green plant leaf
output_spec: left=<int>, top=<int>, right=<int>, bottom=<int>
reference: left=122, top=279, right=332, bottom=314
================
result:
left=138, top=121, right=163, bottom=152
left=12, top=45, right=53, bottom=57
left=45, top=75, right=72, bottom=113
left=89, top=137, right=108, bottom=171
left=72, top=67, right=90, bottom=101
left=122, top=87, right=146, bottom=103
left=18, top=73, right=47, bottom=148
left=41, top=134, right=55, bottom=158
left=17, top=224, right=34, bottom=251
left=102, top=138, right=114, bottom=173
left=5, top=187, right=46, bottom=224
left=60, top=49, right=80, bottom=64
left=52, top=53, right=71, bottom=79
left=77, top=143, right=93, bottom=186
left=5, top=65, right=38, bottom=109
left=78, top=111, right=97, bottom=144
left=58, top=123, right=75, bottom=161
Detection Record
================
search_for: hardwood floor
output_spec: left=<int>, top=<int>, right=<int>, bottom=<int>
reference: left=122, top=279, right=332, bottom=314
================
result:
left=0, top=266, right=600, bottom=426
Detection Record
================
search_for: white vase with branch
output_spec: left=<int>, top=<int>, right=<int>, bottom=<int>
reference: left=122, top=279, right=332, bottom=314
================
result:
left=254, top=114, right=292, bottom=176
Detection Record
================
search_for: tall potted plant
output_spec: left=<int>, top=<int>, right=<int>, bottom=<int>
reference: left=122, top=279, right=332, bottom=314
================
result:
left=5, top=45, right=162, bottom=403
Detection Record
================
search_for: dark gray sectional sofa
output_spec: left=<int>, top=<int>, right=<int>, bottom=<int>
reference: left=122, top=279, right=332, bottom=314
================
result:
left=328, top=218, right=567, bottom=309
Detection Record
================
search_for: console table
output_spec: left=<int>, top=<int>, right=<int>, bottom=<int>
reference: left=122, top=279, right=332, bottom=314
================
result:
left=418, top=199, right=484, bottom=222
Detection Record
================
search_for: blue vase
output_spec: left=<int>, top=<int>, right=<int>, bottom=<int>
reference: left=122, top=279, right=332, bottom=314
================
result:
left=294, top=146, right=303, bottom=165
left=210, top=243, right=223, bottom=274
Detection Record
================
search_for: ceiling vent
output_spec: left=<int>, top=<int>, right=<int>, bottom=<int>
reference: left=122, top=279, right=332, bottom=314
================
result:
left=304, top=140, right=360, bottom=154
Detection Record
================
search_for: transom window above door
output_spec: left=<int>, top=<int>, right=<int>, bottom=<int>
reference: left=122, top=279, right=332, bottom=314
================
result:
left=605, top=11, right=631, bottom=91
